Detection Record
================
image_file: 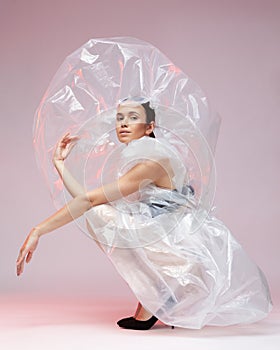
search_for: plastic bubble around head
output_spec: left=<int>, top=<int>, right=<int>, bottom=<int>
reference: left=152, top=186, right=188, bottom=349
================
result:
left=33, top=36, right=221, bottom=247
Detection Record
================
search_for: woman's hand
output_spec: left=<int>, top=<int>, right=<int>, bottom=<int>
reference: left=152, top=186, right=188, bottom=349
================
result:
left=16, top=227, right=41, bottom=276
left=52, top=132, right=80, bottom=164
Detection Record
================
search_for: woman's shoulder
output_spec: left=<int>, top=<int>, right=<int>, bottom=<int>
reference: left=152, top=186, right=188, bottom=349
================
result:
left=119, top=136, right=187, bottom=191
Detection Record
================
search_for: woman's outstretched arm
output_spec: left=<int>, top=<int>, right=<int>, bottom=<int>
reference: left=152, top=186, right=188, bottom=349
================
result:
left=16, top=194, right=92, bottom=276
left=53, top=132, right=86, bottom=197
left=16, top=160, right=166, bottom=276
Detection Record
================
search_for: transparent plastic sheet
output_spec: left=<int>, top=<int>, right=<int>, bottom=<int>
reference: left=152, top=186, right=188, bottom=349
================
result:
left=33, top=37, right=220, bottom=229
left=83, top=135, right=272, bottom=328
left=33, top=37, right=272, bottom=328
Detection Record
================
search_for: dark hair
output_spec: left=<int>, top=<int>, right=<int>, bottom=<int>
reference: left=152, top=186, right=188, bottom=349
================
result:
left=141, top=101, right=156, bottom=138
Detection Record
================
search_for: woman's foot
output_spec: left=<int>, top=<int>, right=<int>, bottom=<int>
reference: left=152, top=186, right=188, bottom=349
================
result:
left=117, top=302, right=156, bottom=329
left=117, top=315, right=158, bottom=330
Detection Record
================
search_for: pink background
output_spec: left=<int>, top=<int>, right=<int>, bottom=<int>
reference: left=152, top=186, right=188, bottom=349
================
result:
left=1, top=0, right=279, bottom=306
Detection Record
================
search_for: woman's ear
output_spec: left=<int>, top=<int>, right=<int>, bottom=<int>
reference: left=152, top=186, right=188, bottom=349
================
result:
left=145, top=121, right=155, bottom=136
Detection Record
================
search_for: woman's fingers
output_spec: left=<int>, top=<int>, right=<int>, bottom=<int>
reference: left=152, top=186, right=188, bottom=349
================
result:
left=16, top=247, right=26, bottom=265
left=16, top=249, right=32, bottom=275
left=62, top=137, right=79, bottom=154
left=16, top=250, right=26, bottom=276
left=53, top=133, right=80, bottom=161
left=26, top=251, right=33, bottom=263
left=69, top=135, right=80, bottom=141
left=64, top=136, right=80, bottom=144
left=17, top=260, right=24, bottom=275
left=62, top=132, right=78, bottom=140
left=16, top=229, right=39, bottom=276
left=63, top=132, right=70, bottom=138
left=16, top=262, right=22, bottom=276
left=67, top=141, right=78, bottom=152
left=60, top=131, right=80, bottom=143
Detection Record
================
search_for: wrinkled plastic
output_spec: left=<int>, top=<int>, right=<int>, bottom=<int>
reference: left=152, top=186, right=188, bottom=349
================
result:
left=33, top=37, right=272, bottom=328
left=85, top=135, right=272, bottom=328
left=85, top=136, right=198, bottom=249
left=33, top=37, right=220, bottom=222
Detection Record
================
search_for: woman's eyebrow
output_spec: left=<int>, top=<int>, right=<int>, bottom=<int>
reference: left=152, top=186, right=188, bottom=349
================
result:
left=116, top=111, right=141, bottom=116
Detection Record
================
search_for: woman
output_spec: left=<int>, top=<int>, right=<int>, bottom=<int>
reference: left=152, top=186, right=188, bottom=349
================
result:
left=16, top=98, right=170, bottom=329
left=16, top=98, right=272, bottom=331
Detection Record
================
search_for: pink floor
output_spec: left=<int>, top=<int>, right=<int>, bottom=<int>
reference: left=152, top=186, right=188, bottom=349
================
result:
left=0, top=295, right=279, bottom=350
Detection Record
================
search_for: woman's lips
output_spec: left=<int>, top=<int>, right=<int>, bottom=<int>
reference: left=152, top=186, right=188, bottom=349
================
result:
left=119, top=130, right=131, bottom=134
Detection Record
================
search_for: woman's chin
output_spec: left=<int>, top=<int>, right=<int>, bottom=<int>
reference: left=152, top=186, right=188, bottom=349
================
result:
left=117, top=133, right=147, bottom=144
left=118, top=135, right=135, bottom=143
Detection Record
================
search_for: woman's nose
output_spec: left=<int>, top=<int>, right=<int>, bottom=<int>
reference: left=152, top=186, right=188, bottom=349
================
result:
left=121, top=117, right=128, bottom=127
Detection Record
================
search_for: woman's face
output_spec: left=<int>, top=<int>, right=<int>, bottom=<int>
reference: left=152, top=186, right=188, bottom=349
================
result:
left=115, top=101, right=154, bottom=144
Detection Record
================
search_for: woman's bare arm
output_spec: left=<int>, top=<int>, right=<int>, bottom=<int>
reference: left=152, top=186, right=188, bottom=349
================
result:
left=53, top=132, right=86, bottom=197
left=85, top=160, right=166, bottom=205
left=54, top=160, right=86, bottom=197
left=16, top=160, right=166, bottom=276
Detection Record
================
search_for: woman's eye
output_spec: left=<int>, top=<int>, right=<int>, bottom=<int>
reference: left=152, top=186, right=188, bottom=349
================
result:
left=116, top=114, right=139, bottom=122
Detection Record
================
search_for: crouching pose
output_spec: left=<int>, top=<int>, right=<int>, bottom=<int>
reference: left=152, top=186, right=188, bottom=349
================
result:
left=17, top=98, right=272, bottom=331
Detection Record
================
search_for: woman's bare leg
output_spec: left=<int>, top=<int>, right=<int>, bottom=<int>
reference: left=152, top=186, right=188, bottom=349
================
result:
left=134, top=302, right=153, bottom=321
left=133, top=302, right=142, bottom=317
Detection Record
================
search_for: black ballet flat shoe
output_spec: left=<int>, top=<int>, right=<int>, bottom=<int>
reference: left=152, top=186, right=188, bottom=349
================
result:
left=117, top=316, right=135, bottom=327
left=117, top=315, right=158, bottom=330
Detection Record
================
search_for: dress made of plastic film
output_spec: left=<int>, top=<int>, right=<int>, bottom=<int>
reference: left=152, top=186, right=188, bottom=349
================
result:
left=33, top=37, right=272, bottom=329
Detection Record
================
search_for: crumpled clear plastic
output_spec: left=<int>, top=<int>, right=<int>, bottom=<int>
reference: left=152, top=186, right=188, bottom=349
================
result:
left=33, top=37, right=272, bottom=328
left=84, top=135, right=272, bottom=328
left=85, top=135, right=198, bottom=249
left=33, top=36, right=221, bottom=229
